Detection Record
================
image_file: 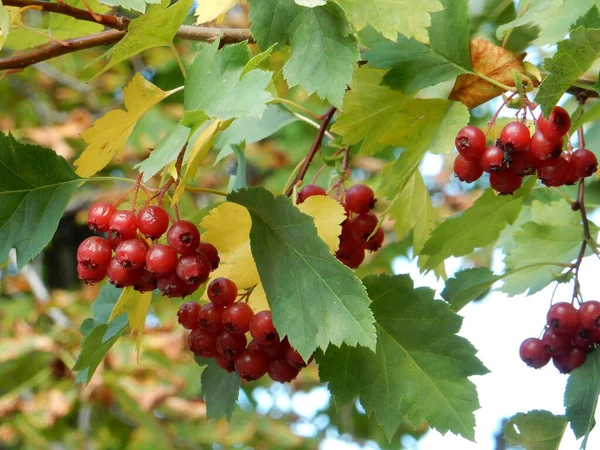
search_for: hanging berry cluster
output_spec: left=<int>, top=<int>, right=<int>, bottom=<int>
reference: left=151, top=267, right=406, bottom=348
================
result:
left=77, top=203, right=220, bottom=297
left=178, top=278, right=311, bottom=382
left=296, top=183, right=383, bottom=269
left=453, top=106, right=598, bottom=194
left=520, top=301, right=600, bottom=373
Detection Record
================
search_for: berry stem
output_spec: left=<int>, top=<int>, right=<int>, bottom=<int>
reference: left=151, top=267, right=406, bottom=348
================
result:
left=184, top=186, right=228, bottom=196
left=485, top=92, right=519, bottom=136
left=284, top=106, right=337, bottom=197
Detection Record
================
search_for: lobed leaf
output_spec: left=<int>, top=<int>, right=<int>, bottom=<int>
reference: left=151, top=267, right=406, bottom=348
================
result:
left=503, top=410, right=568, bottom=450
left=565, top=349, right=600, bottom=440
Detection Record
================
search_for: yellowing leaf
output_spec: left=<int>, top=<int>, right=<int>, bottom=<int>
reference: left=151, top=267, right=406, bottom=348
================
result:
left=108, top=287, right=152, bottom=359
left=195, top=0, right=236, bottom=24
left=199, top=196, right=344, bottom=311
left=74, top=73, right=174, bottom=177
left=0, top=2, right=11, bottom=51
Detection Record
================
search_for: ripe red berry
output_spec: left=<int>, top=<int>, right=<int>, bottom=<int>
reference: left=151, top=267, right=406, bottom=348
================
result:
left=247, top=340, right=260, bottom=351
left=547, top=302, right=579, bottom=336
left=538, top=106, right=571, bottom=140
left=542, top=328, right=572, bottom=357
left=207, top=277, right=238, bottom=307
left=285, top=346, right=311, bottom=369
left=258, top=337, right=290, bottom=359
left=176, top=253, right=211, bottom=285
left=579, top=301, right=600, bottom=330
left=345, top=184, right=376, bottom=214
left=250, top=310, right=280, bottom=346
left=364, top=228, right=384, bottom=251
left=198, top=303, right=224, bottom=335
left=77, top=236, right=112, bottom=269
left=77, top=263, right=107, bottom=284
left=297, top=185, right=326, bottom=204
left=107, top=259, right=140, bottom=288
left=198, top=242, right=220, bottom=271
left=268, top=359, right=300, bottom=383
left=509, top=150, right=539, bottom=176
left=188, top=329, right=217, bottom=358
left=572, top=328, right=595, bottom=350
left=519, top=337, right=551, bottom=368
left=216, top=331, right=247, bottom=358
left=215, top=353, right=236, bottom=372
left=177, top=302, right=201, bottom=329
left=133, top=270, right=157, bottom=293
left=552, top=347, right=588, bottom=374
left=137, top=205, right=170, bottom=239
left=500, top=121, right=531, bottom=152
left=157, top=273, right=189, bottom=298
left=570, top=149, right=598, bottom=178
left=537, top=155, right=570, bottom=187
left=146, top=244, right=178, bottom=277
left=222, top=302, right=254, bottom=334
left=349, top=213, right=378, bottom=245
left=480, top=145, right=506, bottom=173
left=563, top=153, right=579, bottom=186
left=108, top=211, right=138, bottom=242
left=235, top=349, right=270, bottom=381
left=455, top=126, right=486, bottom=159
left=489, top=171, right=522, bottom=195
left=114, top=239, right=148, bottom=269
left=335, top=240, right=365, bottom=268
left=454, top=154, right=483, bottom=183
left=88, top=202, right=116, bottom=232
left=167, top=220, right=201, bottom=255
left=530, top=131, right=563, bottom=160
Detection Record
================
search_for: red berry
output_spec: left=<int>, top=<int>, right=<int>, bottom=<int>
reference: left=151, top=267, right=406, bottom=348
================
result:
left=285, top=346, right=311, bottom=369
left=579, top=301, right=600, bottom=330
left=538, top=106, right=571, bottom=140
left=489, top=171, right=522, bottom=195
left=109, top=211, right=138, bottom=242
left=268, top=359, right=300, bottom=383
left=198, top=303, right=224, bottom=335
left=570, top=149, right=598, bottom=178
left=530, top=131, right=563, bottom=161
left=519, top=337, right=551, bottom=368
left=137, top=205, right=170, bottom=239
left=500, top=122, right=531, bottom=152
left=207, top=277, right=238, bottom=307
left=553, top=347, right=588, bottom=374
left=454, top=154, right=483, bottom=183
left=157, top=273, right=189, bottom=298
left=235, top=349, right=270, bottom=381
left=88, top=202, right=116, bottom=232
left=77, top=263, right=107, bottom=284
left=364, top=228, right=384, bottom=251
left=563, top=153, right=579, bottom=186
left=258, top=337, right=290, bottom=359
left=177, top=302, right=201, bottom=329
left=455, top=126, right=486, bottom=159
left=188, top=329, right=217, bottom=358
left=537, top=155, right=570, bottom=187
left=198, top=242, right=220, bottom=271
left=222, top=302, right=254, bottom=334
left=215, top=353, right=236, bottom=372
left=480, top=145, right=506, bottom=173
left=77, top=236, right=112, bottom=269
left=146, top=244, right=178, bottom=277
left=345, top=184, right=376, bottom=214
left=335, top=240, right=365, bottom=268
left=572, top=328, right=595, bottom=349
left=216, top=331, right=247, bottom=358
left=176, top=253, right=211, bottom=285
left=542, top=328, right=572, bottom=357
left=509, top=150, right=540, bottom=176
left=115, top=239, right=148, bottom=269
left=247, top=340, right=260, bottom=351
left=547, top=302, right=579, bottom=336
left=107, top=259, right=140, bottom=288
left=249, top=310, right=280, bottom=346
left=167, top=220, right=200, bottom=255
left=134, top=270, right=157, bottom=293
left=349, top=213, right=378, bottom=245
left=297, top=185, right=326, bottom=204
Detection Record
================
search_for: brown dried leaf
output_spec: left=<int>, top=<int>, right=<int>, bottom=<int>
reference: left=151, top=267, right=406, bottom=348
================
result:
left=21, top=389, right=75, bottom=428
left=450, top=38, right=531, bottom=109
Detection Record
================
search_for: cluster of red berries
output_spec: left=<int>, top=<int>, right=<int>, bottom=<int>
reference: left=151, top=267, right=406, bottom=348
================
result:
left=76, top=202, right=220, bottom=298
left=454, top=106, right=598, bottom=194
left=296, top=183, right=383, bottom=269
left=177, top=277, right=311, bottom=382
left=520, top=301, right=600, bottom=373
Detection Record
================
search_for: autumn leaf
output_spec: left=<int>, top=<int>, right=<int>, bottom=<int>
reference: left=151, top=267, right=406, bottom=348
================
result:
left=108, top=287, right=152, bottom=360
left=0, top=2, right=11, bottom=51
left=74, top=73, right=176, bottom=177
left=450, top=38, right=531, bottom=109
left=195, top=0, right=237, bottom=24
left=199, top=196, right=346, bottom=312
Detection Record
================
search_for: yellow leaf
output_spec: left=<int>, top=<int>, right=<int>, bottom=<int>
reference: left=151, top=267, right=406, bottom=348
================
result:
left=199, top=196, right=344, bottom=311
left=0, top=3, right=11, bottom=51
left=195, top=0, right=236, bottom=25
left=74, top=73, right=174, bottom=178
left=108, top=287, right=152, bottom=360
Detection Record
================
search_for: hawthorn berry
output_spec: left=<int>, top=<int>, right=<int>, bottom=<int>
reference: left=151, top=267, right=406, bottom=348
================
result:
left=250, top=311, right=280, bottom=346
left=157, top=273, right=189, bottom=298
left=175, top=253, right=211, bottom=285
left=509, top=150, right=539, bottom=176
left=108, top=211, right=138, bottom=242
left=297, top=184, right=326, bottom=204
left=188, top=329, right=217, bottom=358
left=519, top=337, right=551, bottom=368
left=530, top=131, right=563, bottom=161
left=268, top=359, right=300, bottom=383
left=235, top=349, right=270, bottom=381
left=258, top=338, right=290, bottom=359
left=345, top=184, right=376, bottom=214
left=214, top=353, right=236, bottom=372
left=88, top=202, right=116, bottom=232
left=454, top=154, right=483, bottom=183
left=134, top=270, right=157, bottom=293
left=480, top=145, right=506, bottom=173
left=77, top=236, right=112, bottom=269
left=198, top=242, right=220, bottom=271
left=177, top=302, right=201, bottom=330
left=285, top=346, right=311, bottom=369
left=537, top=155, right=570, bottom=187
left=572, top=328, right=595, bottom=349
left=552, top=347, right=588, bottom=374
left=500, top=121, right=531, bottom=152
left=547, top=302, right=579, bottom=336
left=570, top=149, right=598, bottom=178
left=77, top=263, right=107, bottom=284
left=364, top=228, right=384, bottom=251
left=216, top=331, right=247, bottom=358
left=579, top=300, right=600, bottom=330
left=137, top=205, right=170, bottom=239
left=107, top=259, right=140, bottom=288
left=335, top=241, right=365, bottom=268
left=146, top=244, right=178, bottom=277
left=538, top=106, right=571, bottom=140
left=207, top=277, right=238, bottom=307
left=563, top=154, right=579, bottom=186
left=222, top=302, right=254, bottom=334
left=541, top=328, right=571, bottom=357
left=167, top=220, right=200, bottom=255
left=455, top=126, right=486, bottom=159
left=349, top=213, right=378, bottom=246
left=198, top=303, right=224, bottom=335
left=114, top=239, right=148, bottom=269
left=489, top=171, right=522, bottom=195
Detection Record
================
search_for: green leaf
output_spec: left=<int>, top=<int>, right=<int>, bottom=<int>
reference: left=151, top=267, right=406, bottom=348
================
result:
left=419, top=182, right=533, bottom=272
left=185, top=42, right=273, bottom=120
left=228, top=187, right=376, bottom=361
left=0, top=3, right=10, bottom=51
left=98, top=0, right=161, bottom=12
left=333, top=0, right=443, bottom=42
left=227, top=144, right=248, bottom=192
left=248, top=0, right=299, bottom=50
left=96, top=0, right=193, bottom=76
left=0, top=133, right=82, bottom=269
left=200, top=359, right=241, bottom=421
left=91, top=283, right=123, bottom=325
left=136, top=123, right=192, bottom=182
left=571, top=101, right=600, bottom=132
left=296, top=0, right=326, bottom=5
left=318, top=274, right=488, bottom=441
left=503, top=410, right=568, bottom=450
left=283, top=3, right=360, bottom=107
left=536, top=27, right=600, bottom=116
left=565, top=349, right=600, bottom=440
left=441, top=268, right=499, bottom=311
